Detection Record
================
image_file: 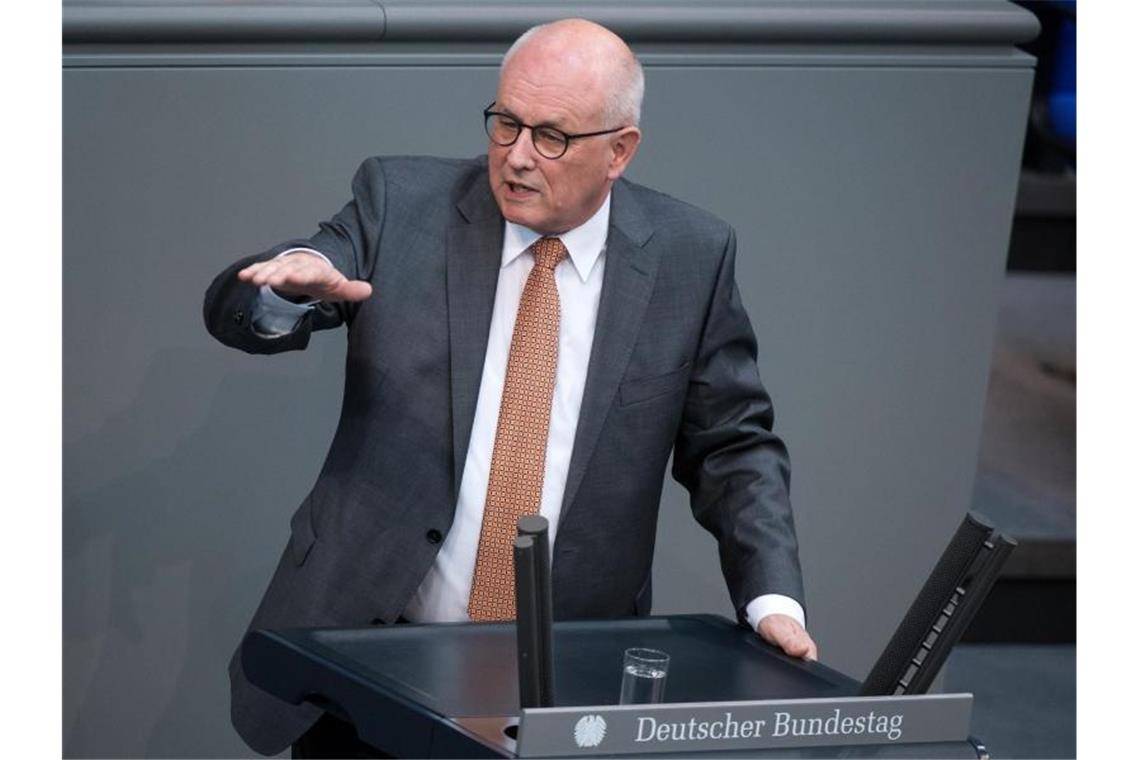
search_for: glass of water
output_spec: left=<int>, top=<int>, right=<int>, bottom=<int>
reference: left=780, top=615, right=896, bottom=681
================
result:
left=619, top=648, right=669, bottom=704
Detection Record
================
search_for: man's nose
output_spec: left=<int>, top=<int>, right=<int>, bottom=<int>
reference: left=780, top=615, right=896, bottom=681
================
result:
left=507, top=127, right=537, bottom=169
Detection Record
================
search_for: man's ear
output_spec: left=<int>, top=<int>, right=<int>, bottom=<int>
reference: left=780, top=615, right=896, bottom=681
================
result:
left=606, top=127, right=642, bottom=181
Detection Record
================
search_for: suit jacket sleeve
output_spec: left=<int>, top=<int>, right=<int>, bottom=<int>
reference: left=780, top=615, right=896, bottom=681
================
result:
left=202, top=157, right=388, bottom=354
left=670, top=226, right=805, bottom=623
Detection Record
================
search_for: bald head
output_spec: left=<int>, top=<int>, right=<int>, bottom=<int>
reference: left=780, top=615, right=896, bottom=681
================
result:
left=488, top=19, right=644, bottom=234
left=501, top=19, right=644, bottom=127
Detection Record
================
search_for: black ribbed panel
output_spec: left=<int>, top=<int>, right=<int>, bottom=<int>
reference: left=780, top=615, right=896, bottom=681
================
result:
left=860, top=512, right=996, bottom=696
left=904, top=531, right=1017, bottom=693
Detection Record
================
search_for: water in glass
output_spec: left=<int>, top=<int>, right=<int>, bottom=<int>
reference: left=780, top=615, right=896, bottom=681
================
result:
left=619, top=661, right=667, bottom=704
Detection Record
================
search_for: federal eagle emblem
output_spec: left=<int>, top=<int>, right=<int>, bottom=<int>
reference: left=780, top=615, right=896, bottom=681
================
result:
left=573, top=714, right=607, bottom=748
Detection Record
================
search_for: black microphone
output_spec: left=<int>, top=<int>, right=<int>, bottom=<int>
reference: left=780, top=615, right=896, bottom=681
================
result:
left=514, top=515, right=555, bottom=708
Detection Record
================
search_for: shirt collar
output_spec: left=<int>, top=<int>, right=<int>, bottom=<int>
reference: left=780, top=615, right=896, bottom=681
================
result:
left=501, top=192, right=611, bottom=282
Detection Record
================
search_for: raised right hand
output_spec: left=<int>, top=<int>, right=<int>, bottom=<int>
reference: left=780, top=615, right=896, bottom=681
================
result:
left=238, top=251, right=373, bottom=303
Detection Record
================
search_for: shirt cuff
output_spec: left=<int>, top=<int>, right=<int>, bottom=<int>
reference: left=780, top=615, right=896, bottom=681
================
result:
left=250, top=247, right=331, bottom=336
left=744, top=594, right=806, bottom=631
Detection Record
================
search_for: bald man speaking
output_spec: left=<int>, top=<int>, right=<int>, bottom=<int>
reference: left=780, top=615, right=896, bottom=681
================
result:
left=205, top=19, right=816, bottom=757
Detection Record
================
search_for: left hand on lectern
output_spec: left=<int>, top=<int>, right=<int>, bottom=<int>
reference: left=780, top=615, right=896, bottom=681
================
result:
left=757, top=614, right=818, bottom=661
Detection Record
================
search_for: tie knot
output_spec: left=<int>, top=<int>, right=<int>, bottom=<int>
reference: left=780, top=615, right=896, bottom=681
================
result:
left=532, top=237, right=568, bottom=271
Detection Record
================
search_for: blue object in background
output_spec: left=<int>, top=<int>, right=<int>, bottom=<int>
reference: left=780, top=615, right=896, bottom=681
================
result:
left=1047, top=4, right=1076, bottom=144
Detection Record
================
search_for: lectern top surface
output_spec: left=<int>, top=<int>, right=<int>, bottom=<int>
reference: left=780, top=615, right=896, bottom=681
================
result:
left=273, top=615, right=859, bottom=719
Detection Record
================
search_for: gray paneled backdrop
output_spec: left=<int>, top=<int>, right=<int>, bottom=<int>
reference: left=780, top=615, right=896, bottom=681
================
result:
left=63, top=2, right=1036, bottom=756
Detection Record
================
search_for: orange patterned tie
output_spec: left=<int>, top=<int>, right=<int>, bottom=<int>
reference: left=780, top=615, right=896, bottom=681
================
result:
left=468, top=237, right=568, bottom=621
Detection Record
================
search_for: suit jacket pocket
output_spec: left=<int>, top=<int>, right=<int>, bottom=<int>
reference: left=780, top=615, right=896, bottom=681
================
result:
left=619, top=363, right=691, bottom=407
left=288, top=495, right=318, bottom=566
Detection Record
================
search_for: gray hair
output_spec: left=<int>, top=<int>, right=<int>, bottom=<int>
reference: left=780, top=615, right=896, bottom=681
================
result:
left=501, top=23, right=645, bottom=128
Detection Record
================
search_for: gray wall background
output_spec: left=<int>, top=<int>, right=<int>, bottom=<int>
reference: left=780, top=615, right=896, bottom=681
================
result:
left=63, top=2, right=1037, bottom=756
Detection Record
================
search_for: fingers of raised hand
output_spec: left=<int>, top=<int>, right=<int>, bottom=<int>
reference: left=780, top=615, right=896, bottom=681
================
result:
left=238, top=254, right=373, bottom=302
left=237, top=260, right=273, bottom=283
left=331, top=279, right=374, bottom=302
left=238, top=254, right=335, bottom=296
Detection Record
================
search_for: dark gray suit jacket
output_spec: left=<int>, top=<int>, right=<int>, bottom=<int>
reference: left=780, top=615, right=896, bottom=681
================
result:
left=204, top=155, right=803, bottom=755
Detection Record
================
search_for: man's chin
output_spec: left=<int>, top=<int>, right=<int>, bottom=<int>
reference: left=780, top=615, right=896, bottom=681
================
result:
left=499, top=204, right=542, bottom=229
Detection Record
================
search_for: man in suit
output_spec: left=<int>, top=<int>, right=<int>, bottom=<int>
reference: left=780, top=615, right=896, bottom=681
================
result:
left=205, top=18, right=816, bottom=757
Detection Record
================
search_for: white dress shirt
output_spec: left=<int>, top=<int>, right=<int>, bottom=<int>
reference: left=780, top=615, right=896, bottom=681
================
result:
left=252, top=192, right=804, bottom=630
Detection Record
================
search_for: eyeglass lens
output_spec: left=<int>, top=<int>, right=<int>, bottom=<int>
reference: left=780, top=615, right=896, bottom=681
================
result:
left=486, top=114, right=570, bottom=159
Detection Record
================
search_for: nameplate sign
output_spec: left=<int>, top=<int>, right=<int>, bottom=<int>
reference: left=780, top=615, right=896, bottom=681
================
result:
left=515, top=694, right=973, bottom=757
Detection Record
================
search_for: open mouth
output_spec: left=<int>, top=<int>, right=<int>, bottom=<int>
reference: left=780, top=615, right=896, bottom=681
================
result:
left=507, top=181, right=538, bottom=195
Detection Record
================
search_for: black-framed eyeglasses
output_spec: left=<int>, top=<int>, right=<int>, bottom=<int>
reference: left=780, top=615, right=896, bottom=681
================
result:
left=483, top=101, right=627, bottom=160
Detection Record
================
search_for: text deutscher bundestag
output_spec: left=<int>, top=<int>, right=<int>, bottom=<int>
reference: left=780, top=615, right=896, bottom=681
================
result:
left=634, top=709, right=905, bottom=743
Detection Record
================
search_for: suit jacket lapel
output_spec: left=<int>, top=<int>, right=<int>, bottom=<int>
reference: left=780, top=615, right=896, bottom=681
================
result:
left=560, top=180, right=659, bottom=523
left=448, top=174, right=504, bottom=501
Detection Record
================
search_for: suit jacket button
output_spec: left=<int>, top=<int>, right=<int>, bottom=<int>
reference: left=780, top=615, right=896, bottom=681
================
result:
left=233, top=309, right=245, bottom=324
left=426, top=529, right=442, bottom=544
